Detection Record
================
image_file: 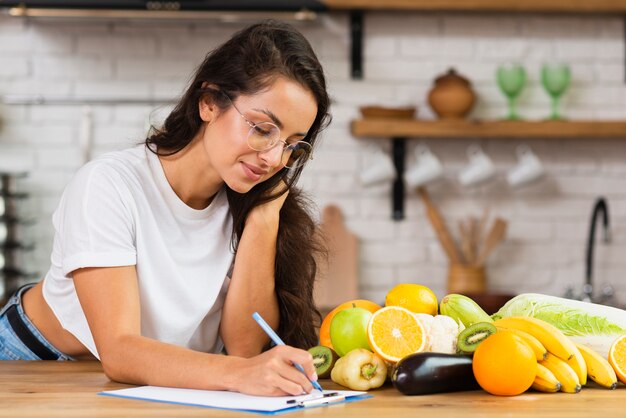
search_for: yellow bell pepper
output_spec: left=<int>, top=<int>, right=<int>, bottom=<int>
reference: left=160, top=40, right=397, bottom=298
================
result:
left=330, top=348, right=387, bottom=391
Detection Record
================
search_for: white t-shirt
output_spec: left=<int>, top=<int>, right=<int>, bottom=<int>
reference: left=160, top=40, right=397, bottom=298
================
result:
left=42, top=145, right=235, bottom=359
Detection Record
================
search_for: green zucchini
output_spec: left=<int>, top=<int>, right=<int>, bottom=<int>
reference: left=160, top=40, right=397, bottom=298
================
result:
left=391, top=352, right=481, bottom=395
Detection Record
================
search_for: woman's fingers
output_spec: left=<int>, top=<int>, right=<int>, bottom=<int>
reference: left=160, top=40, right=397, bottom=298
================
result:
left=276, top=362, right=313, bottom=395
left=268, top=346, right=317, bottom=395
left=292, top=350, right=318, bottom=383
left=232, top=346, right=320, bottom=396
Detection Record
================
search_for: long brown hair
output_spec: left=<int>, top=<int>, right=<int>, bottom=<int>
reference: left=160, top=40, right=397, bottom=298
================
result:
left=146, top=20, right=331, bottom=349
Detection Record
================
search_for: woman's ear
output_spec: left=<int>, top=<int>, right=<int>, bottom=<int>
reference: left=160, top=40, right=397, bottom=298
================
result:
left=199, top=82, right=220, bottom=123
left=199, top=94, right=217, bottom=123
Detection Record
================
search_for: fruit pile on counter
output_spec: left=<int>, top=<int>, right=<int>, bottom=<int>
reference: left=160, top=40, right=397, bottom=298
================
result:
left=308, top=285, right=626, bottom=396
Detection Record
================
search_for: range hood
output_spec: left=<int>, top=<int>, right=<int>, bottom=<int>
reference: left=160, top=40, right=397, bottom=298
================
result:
left=1, top=1, right=327, bottom=20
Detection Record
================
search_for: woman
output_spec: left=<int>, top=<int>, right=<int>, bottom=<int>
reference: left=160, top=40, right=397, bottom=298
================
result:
left=0, top=20, right=331, bottom=397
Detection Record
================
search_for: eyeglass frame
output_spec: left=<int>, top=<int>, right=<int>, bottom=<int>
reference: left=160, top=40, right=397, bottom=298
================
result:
left=218, top=91, right=314, bottom=169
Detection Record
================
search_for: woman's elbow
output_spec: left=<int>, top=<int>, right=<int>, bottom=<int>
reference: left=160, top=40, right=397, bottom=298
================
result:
left=100, top=351, right=130, bottom=383
left=97, top=340, right=137, bottom=383
left=101, top=360, right=123, bottom=382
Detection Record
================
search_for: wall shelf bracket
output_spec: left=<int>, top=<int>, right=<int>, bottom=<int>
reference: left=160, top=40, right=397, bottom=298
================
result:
left=392, top=137, right=407, bottom=221
left=350, top=10, right=363, bottom=79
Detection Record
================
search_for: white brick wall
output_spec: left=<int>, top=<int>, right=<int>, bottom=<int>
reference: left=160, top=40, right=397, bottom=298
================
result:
left=1, top=12, right=626, bottom=306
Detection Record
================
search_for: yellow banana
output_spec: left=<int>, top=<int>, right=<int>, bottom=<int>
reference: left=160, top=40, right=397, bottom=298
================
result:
left=531, top=363, right=562, bottom=393
left=539, top=352, right=581, bottom=393
left=575, top=343, right=618, bottom=389
left=493, top=317, right=577, bottom=361
left=496, top=326, right=547, bottom=361
left=565, top=346, right=587, bottom=386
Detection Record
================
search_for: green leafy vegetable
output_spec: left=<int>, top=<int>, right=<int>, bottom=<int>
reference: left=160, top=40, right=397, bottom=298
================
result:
left=493, top=295, right=626, bottom=336
left=492, top=293, right=626, bottom=358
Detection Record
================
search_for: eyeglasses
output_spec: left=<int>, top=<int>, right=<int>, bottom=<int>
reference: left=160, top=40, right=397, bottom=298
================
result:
left=221, top=92, right=313, bottom=170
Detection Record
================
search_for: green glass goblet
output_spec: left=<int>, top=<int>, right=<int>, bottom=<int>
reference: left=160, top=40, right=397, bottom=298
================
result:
left=496, top=63, right=527, bottom=120
left=541, top=63, right=571, bottom=120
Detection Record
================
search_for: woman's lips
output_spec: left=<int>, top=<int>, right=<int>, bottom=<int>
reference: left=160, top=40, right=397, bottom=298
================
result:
left=241, top=162, right=267, bottom=181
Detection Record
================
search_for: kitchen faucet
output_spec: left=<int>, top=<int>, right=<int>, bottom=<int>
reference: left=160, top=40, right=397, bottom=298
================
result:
left=583, top=197, right=611, bottom=303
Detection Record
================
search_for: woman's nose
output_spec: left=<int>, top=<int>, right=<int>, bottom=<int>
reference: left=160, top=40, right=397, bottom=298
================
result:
left=258, top=143, right=284, bottom=168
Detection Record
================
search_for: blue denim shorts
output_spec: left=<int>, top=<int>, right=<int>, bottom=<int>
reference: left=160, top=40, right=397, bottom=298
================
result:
left=0, top=284, right=74, bottom=361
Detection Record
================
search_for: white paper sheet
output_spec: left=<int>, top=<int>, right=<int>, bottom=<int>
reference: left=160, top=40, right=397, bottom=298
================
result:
left=100, top=386, right=368, bottom=414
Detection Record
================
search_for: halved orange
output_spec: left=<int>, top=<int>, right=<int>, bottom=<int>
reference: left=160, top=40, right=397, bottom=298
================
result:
left=367, top=306, right=426, bottom=363
left=608, top=334, right=626, bottom=384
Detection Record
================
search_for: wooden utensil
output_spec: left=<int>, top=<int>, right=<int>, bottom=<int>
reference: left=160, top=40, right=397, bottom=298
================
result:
left=467, top=216, right=478, bottom=264
left=458, top=220, right=472, bottom=265
left=475, top=208, right=490, bottom=254
left=418, top=187, right=463, bottom=264
left=313, top=205, right=359, bottom=311
left=475, top=217, right=507, bottom=265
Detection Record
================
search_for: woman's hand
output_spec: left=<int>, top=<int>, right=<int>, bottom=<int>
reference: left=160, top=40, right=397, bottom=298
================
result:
left=246, top=181, right=289, bottom=227
left=228, top=345, right=318, bottom=396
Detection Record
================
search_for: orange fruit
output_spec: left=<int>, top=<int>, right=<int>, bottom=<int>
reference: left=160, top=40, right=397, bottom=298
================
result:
left=608, top=334, right=626, bottom=384
left=319, top=299, right=381, bottom=349
left=385, top=283, right=438, bottom=315
left=472, top=331, right=537, bottom=396
left=367, top=306, right=426, bottom=363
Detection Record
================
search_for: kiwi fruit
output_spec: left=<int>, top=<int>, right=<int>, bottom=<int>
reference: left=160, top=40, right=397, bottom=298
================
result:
left=457, top=322, right=497, bottom=354
left=308, top=345, right=339, bottom=378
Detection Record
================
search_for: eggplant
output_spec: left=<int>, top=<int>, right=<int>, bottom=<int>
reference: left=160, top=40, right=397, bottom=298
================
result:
left=391, top=352, right=481, bottom=395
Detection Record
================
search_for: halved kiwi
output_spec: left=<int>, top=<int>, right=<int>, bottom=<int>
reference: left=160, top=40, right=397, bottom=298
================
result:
left=307, top=345, right=339, bottom=378
left=457, top=322, right=497, bottom=354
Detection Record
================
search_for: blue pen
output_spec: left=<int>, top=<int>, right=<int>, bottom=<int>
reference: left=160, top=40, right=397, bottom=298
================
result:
left=252, top=312, right=324, bottom=392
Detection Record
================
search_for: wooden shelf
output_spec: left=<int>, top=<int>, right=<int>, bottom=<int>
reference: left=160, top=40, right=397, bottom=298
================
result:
left=352, top=119, right=626, bottom=139
left=324, top=0, right=626, bottom=13
left=352, top=119, right=626, bottom=221
left=323, top=1, right=626, bottom=78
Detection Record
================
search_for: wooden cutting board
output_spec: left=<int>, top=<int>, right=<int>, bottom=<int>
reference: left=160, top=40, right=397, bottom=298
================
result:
left=314, top=205, right=359, bottom=311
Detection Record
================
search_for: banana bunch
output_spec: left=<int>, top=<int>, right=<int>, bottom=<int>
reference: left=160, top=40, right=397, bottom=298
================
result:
left=532, top=363, right=561, bottom=393
left=494, top=316, right=618, bottom=393
left=576, top=343, right=618, bottom=390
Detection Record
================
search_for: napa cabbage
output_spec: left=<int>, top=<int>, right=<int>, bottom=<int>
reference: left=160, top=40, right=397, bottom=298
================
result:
left=492, top=293, right=626, bottom=358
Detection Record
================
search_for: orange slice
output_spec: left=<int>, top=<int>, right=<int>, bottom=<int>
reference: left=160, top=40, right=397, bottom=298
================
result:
left=608, top=334, right=626, bottom=384
left=367, top=306, right=426, bottom=363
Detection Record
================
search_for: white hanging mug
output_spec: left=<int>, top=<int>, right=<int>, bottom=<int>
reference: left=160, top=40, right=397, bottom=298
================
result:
left=359, top=146, right=396, bottom=186
left=405, top=144, right=443, bottom=189
left=507, top=144, right=544, bottom=187
left=459, top=144, right=496, bottom=187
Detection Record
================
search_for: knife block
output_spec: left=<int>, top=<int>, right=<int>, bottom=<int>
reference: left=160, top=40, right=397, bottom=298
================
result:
left=447, top=263, right=486, bottom=294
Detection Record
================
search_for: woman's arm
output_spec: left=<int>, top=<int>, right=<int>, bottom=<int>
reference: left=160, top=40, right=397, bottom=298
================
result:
left=219, top=188, right=289, bottom=357
left=73, top=264, right=316, bottom=396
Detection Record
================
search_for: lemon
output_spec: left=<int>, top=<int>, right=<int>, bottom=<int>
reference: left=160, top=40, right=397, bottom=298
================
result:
left=385, top=284, right=438, bottom=315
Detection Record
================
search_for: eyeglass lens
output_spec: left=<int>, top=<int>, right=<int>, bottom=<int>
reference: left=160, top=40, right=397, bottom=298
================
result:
left=246, top=122, right=311, bottom=169
left=284, top=142, right=311, bottom=168
left=247, top=122, right=280, bottom=150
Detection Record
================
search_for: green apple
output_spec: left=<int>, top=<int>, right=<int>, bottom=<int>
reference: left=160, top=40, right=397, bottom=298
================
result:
left=329, top=306, right=372, bottom=357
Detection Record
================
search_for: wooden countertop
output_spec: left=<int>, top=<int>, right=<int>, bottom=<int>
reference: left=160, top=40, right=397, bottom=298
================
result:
left=1, top=361, right=625, bottom=417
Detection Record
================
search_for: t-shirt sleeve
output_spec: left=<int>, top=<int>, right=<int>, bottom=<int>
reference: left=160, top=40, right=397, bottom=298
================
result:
left=55, top=163, right=137, bottom=276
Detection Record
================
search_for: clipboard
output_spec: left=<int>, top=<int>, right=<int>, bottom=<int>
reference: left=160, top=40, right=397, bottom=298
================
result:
left=287, top=391, right=345, bottom=407
left=99, top=386, right=372, bottom=415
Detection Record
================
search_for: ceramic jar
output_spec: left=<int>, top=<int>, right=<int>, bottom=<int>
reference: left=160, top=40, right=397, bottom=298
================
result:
left=428, top=68, right=476, bottom=119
